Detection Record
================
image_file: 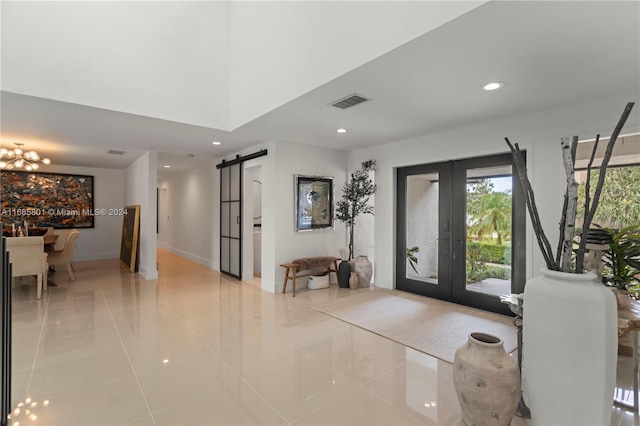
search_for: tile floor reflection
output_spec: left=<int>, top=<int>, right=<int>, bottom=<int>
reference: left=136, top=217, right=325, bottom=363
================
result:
left=8, top=250, right=638, bottom=425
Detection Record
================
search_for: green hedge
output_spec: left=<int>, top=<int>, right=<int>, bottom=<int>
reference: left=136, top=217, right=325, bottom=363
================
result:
left=467, top=242, right=511, bottom=265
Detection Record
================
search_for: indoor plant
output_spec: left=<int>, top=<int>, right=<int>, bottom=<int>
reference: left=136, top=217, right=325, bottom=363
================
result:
left=406, top=246, right=419, bottom=275
left=335, top=160, right=377, bottom=261
left=505, top=102, right=634, bottom=425
left=602, top=224, right=640, bottom=290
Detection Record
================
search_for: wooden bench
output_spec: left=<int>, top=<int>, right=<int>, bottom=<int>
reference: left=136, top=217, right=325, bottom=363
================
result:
left=280, top=256, right=340, bottom=297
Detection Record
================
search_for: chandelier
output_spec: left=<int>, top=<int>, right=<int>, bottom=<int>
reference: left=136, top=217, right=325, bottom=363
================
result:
left=0, top=142, right=51, bottom=171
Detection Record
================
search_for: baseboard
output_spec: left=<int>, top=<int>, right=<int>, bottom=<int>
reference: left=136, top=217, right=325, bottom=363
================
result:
left=165, top=247, right=215, bottom=270
left=139, top=265, right=158, bottom=280
left=72, top=251, right=119, bottom=261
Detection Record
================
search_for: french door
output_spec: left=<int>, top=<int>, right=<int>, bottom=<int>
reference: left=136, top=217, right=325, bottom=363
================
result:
left=396, top=153, right=526, bottom=315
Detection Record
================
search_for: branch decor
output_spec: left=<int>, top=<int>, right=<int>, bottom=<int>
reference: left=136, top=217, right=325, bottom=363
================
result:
left=505, top=102, right=635, bottom=273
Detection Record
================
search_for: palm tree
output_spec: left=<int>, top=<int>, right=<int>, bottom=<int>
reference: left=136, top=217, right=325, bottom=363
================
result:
left=467, top=180, right=512, bottom=245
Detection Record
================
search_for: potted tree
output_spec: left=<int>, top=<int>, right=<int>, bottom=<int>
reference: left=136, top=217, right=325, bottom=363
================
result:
left=336, top=160, right=376, bottom=287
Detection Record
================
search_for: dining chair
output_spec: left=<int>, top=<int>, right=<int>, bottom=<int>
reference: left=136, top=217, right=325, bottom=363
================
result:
left=47, top=230, right=80, bottom=281
left=5, top=236, right=49, bottom=299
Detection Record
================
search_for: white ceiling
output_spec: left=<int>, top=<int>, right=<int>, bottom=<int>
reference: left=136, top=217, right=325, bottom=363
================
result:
left=1, top=1, right=639, bottom=174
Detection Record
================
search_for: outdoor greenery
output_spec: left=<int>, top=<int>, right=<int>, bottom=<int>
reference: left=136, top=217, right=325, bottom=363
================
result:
left=577, top=166, right=640, bottom=229
left=466, top=180, right=512, bottom=245
left=602, top=224, right=640, bottom=290
left=466, top=242, right=511, bottom=265
left=463, top=164, right=640, bottom=284
left=466, top=241, right=511, bottom=283
left=465, top=179, right=512, bottom=283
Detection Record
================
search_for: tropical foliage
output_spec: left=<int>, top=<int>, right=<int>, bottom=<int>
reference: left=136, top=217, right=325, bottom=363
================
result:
left=465, top=179, right=513, bottom=283
left=406, top=246, right=419, bottom=274
left=466, top=180, right=512, bottom=245
left=577, top=166, right=640, bottom=229
left=602, top=224, right=640, bottom=289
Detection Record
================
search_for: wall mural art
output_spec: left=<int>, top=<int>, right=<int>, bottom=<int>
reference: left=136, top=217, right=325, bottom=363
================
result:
left=1, top=171, right=95, bottom=229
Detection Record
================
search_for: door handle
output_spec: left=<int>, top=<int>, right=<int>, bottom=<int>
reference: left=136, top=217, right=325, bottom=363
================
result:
left=237, top=216, right=240, bottom=224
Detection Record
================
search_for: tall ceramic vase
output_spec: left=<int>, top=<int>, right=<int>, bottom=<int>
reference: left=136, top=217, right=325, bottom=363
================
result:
left=453, top=332, right=520, bottom=426
left=522, top=268, right=617, bottom=425
left=351, top=256, right=373, bottom=288
left=338, top=260, right=351, bottom=288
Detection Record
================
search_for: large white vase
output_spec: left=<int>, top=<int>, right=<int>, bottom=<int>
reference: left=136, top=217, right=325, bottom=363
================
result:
left=522, top=268, right=617, bottom=425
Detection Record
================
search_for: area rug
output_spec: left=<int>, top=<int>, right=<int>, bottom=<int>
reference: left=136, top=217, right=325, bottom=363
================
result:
left=310, top=288, right=517, bottom=363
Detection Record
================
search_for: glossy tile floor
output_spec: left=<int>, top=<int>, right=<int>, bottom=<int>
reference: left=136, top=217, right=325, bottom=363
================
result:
left=8, top=249, right=638, bottom=425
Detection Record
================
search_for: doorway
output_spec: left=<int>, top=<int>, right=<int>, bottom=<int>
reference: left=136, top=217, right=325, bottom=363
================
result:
left=395, top=153, right=526, bottom=315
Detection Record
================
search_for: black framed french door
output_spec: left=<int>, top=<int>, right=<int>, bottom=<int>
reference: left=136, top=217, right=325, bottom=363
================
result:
left=396, top=152, right=526, bottom=315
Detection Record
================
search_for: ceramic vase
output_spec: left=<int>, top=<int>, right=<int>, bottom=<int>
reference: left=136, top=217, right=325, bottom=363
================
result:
left=349, top=272, right=359, bottom=289
left=453, top=332, right=520, bottom=426
left=522, top=268, right=617, bottom=426
left=338, top=260, right=351, bottom=288
left=351, top=256, right=373, bottom=288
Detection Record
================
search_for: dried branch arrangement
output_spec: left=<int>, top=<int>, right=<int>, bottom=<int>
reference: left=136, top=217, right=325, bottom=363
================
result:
left=505, top=102, right=635, bottom=273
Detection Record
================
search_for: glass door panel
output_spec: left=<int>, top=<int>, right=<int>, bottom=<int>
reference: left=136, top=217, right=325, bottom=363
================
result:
left=406, top=173, right=440, bottom=284
left=396, top=162, right=451, bottom=301
left=464, top=165, right=513, bottom=297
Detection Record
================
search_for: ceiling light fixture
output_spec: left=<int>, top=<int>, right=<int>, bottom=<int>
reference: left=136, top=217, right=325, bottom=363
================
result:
left=163, top=165, right=171, bottom=168
left=483, top=81, right=504, bottom=91
left=337, top=128, right=347, bottom=133
left=0, top=142, right=51, bottom=170
left=212, top=141, right=222, bottom=145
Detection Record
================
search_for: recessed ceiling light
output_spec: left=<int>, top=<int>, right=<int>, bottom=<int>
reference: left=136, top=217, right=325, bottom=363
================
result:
left=483, top=81, right=504, bottom=91
left=163, top=165, right=171, bottom=168
left=212, top=141, right=222, bottom=145
left=337, top=128, right=347, bottom=133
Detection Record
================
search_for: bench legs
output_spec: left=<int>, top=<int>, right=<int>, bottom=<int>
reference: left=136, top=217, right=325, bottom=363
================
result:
left=281, top=260, right=339, bottom=297
left=282, top=265, right=299, bottom=297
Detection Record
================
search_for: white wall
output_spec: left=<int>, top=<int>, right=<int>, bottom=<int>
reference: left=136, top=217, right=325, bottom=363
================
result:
left=33, top=164, right=124, bottom=261
left=125, top=151, right=158, bottom=280
left=270, top=141, right=348, bottom=292
left=158, top=159, right=217, bottom=269
left=208, top=140, right=347, bottom=293
left=351, top=93, right=640, bottom=289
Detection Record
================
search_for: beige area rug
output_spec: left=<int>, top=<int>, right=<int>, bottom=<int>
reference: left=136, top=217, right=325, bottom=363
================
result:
left=311, top=288, right=517, bottom=364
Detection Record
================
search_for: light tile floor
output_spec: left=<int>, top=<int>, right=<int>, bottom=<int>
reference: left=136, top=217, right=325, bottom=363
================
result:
left=8, top=249, right=638, bottom=425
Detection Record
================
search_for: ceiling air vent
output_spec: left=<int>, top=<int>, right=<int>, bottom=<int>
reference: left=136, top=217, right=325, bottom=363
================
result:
left=107, top=150, right=126, bottom=155
left=330, top=93, right=371, bottom=109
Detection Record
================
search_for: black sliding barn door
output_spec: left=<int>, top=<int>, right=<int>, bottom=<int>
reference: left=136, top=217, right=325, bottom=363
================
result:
left=220, top=163, right=242, bottom=278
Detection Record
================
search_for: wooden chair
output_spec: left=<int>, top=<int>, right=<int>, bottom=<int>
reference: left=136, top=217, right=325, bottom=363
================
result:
left=6, top=236, right=49, bottom=299
left=47, top=230, right=80, bottom=281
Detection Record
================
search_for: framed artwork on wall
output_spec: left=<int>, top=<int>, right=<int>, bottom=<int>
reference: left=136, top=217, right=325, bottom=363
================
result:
left=0, top=171, right=94, bottom=228
left=294, top=174, right=334, bottom=231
